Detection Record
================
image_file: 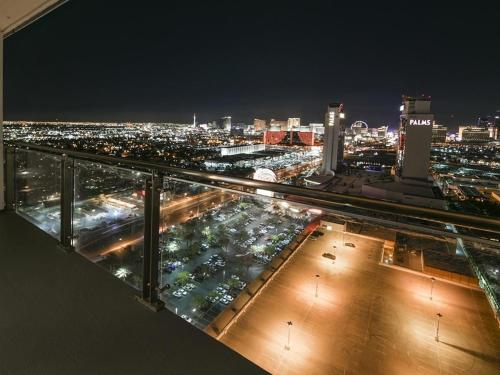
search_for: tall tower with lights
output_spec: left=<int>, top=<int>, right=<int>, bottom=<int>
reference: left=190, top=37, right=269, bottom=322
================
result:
left=320, top=103, right=345, bottom=175
left=396, top=96, right=434, bottom=182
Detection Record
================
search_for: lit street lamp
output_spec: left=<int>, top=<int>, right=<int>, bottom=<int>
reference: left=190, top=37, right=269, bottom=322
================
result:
left=430, top=277, right=436, bottom=300
left=285, top=321, right=293, bottom=350
left=315, top=274, right=320, bottom=298
left=435, top=312, right=443, bottom=342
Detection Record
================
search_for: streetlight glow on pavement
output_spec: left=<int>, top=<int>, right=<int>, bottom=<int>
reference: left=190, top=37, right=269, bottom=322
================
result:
left=220, top=228, right=500, bottom=375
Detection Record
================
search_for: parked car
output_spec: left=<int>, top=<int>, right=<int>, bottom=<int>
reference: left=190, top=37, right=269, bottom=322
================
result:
left=173, top=291, right=183, bottom=298
left=181, top=314, right=192, bottom=323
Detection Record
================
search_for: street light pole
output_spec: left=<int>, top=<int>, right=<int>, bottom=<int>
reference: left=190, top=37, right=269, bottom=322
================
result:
left=430, top=277, right=436, bottom=300
left=435, top=313, right=442, bottom=342
left=285, top=321, right=293, bottom=350
left=315, top=274, right=320, bottom=298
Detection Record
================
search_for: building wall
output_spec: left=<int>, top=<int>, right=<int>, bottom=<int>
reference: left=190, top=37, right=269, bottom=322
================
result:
left=287, top=118, right=300, bottom=128
left=459, top=126, right=491, bottom=142
left=264, top=130, right=286, bottom=144
left=263, top=130, right=315, bottom=146
left=270, top=119, right=288, bottom=131
left=298, top=131, right=314, bottom=145
left=397, top=97, right=433, bottom=181
left=321, top=104, right=344, bottom=174
left=220, top=144, right=266, bottom=156
left=253, top=119, right=266, bottom=132
left=401, top=121, right=433, bottom=180
left=361, top=184, right=445, bottom=209
left=0, top=34, right=4, bottom=210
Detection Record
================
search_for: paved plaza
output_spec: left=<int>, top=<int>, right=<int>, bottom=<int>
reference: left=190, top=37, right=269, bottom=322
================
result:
left=220, top=228, right=500, bottom=374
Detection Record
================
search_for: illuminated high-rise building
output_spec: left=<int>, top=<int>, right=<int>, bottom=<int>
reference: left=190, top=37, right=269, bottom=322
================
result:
left=253, top=119, right=267, bottom=132
left=221, top=116, right=231, bottom=131
left=477, top=111, right=500, bottom=140
left=320, top=103, right=345, bottom=174
left=270, top=119, right=288, bottom=130
left=459, top=125, right=491, bottom=142
left=431, top=123, right=447, bottom=143
left=396, top=96, right=433, bottom=181
left=230, top=122, right=245, bottom=136
left=287, top=118, right=300, bottom=129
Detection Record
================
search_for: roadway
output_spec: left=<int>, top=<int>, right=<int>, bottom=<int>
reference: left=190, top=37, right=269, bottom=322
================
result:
left=75, top=189, right=229, bottom=260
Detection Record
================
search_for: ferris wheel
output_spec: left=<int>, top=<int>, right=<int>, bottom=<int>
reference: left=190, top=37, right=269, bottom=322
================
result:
left=351, top=121, right=368, bottom=129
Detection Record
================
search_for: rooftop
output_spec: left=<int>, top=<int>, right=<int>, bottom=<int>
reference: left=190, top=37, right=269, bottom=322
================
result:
left=367, top=180, right=442, bottom=199
left=221, top=228, right=500, bottom=374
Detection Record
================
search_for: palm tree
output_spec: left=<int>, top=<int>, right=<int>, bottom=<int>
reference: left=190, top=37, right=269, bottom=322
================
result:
left=235, top=229, right=250, bottom=246
left=182, top=220, right=197, bottom=247
left=192, top=294, right=210, bottom=312
left=186, top=241, right=200, bottom=258
left=217, top=224, right=231, bottom=252
left=175, top=271, right=190, bottom=286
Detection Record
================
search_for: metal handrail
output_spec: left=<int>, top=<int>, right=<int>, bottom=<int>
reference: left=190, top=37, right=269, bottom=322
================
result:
left=6, top=141, right=500, bottom=235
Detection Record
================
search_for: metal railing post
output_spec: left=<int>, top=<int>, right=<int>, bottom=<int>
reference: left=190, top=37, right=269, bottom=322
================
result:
left=138, top=170, right=164, bottom=311
left=5, top=147, right=16, bottom=211
left=59, top=154, right=74, bottom=251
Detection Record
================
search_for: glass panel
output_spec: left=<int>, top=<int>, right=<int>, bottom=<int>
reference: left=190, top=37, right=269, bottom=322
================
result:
left=158, top=178, right=319, bottom=329
left=72, top=160, right=148, bottom=290
left=15, top=149, right=61, bottom=239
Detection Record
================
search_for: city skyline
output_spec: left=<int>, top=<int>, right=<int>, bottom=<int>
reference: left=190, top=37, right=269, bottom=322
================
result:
left=3, top=1, right=499, bottom=128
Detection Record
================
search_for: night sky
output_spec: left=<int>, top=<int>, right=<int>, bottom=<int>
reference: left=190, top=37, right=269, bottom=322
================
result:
left=4, top=0, right=499, bottom=129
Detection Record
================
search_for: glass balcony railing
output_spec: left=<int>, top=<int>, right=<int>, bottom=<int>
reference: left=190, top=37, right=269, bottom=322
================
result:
left=3, top=142, right=500, bottom=373
left=157, top=178, right=318, bottom=329
left=14, top=148, right=62, bottom=239
left=72, top=160, right=149, bottom=290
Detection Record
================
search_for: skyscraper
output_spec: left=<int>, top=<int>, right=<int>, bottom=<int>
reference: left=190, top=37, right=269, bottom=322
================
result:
left=230, top=122, right=245, bottom=136
left=287, top=118, right=300, bottom=129
left=320, top=103, right=345, bottom=175
left=269, top=119, right=288, bottom=130
left=432, top=123, right=447, bottom=143
left=396, top=96, right=433, bottom=181
left=221, top=116, right=231, bottom=131
left=362, top=96, right=443, bottom=208
left=253, top=119, right=267, bottom=132
left=477, top=111, right=500, bottom=140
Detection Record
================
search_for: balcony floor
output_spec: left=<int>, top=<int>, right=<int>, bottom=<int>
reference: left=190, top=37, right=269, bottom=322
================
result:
left=0, top=211, right=266, bottom=375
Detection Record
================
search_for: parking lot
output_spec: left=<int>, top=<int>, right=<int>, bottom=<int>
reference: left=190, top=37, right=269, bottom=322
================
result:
left=158, top=195, right=313, bottom=328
